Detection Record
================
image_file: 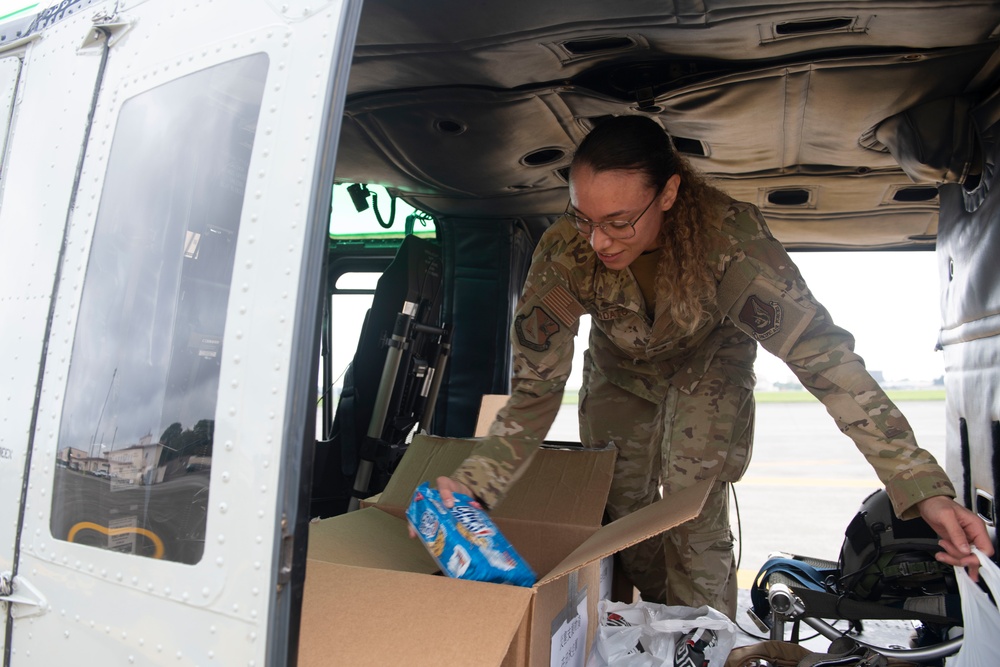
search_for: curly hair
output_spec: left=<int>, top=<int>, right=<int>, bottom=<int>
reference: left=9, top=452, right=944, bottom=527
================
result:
left=571, top=115, right=730, bottom=334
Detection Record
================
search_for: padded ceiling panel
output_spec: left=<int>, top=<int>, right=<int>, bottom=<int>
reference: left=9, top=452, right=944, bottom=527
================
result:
left=348, top=1, right=1000, bottom=94
left=718, top=173, right=939, bottom=248
left=344, top=46, right=993, bottom=195
left=345, top=90, right=575, bottom=197
left=337, top=0, right=1000, bottom=249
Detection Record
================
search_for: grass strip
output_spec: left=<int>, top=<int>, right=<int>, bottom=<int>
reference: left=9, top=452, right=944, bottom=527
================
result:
left=560, top=388, right=945, bottom=405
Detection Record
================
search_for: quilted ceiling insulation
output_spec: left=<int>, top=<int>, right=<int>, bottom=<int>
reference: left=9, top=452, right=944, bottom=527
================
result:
left=334, top=1, right=1000, bottom=250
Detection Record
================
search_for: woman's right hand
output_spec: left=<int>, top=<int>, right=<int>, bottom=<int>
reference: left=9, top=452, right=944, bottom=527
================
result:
left=407, top=476, right=474, bottom=538
left=435, top=475, right=474, bottom=509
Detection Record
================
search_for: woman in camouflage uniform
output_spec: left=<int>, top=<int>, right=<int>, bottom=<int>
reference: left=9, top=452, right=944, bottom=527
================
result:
left=437, top=115, right=991, bottom=617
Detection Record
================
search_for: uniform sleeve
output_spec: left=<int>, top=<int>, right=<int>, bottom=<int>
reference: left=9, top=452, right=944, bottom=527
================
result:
left=451, top=239, right=586, bottom=509
left=722, top=210, right=955, bottom=519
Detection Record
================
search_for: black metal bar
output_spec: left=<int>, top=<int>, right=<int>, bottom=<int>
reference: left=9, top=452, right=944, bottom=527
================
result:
left=347, top=311, right=412, bottom=511
left=960, top=417, right=972, bottom=510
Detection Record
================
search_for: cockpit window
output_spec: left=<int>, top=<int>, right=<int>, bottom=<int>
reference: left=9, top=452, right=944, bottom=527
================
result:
left=329, top=183, right=435, bottom=239
left=50, top=53, right=269, bottom=564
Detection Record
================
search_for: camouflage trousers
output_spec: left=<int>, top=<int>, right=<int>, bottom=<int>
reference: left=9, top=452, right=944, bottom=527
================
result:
left=578, top=358, right=755, bottom=620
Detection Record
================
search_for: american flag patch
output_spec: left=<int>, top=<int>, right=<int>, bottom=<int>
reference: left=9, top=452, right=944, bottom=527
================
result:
left=542, top=285, right=586, bottom=325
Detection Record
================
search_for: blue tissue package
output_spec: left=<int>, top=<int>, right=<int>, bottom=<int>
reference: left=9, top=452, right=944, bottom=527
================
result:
left=406, top=482, right=537, bottom=587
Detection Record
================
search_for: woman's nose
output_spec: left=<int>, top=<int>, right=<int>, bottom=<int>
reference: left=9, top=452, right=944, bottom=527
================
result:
left=589, top=225, right=613, bottom=251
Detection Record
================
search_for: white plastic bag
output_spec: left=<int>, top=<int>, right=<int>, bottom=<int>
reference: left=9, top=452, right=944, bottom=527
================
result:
left=586, top=599, right=736, bottom=667
left=947, top=546, right=1000, bottom=666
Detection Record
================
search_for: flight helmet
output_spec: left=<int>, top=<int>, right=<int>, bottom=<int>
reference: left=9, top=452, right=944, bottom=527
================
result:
left=837, top=489, right=955, bottom=601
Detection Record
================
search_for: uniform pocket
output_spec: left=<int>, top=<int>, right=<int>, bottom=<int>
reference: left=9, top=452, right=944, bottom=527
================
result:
left=718, top=384, right=755, bottom=483
left=686, top=526, right=735, bottom=557
left=666, top=378, right=755, bottom=485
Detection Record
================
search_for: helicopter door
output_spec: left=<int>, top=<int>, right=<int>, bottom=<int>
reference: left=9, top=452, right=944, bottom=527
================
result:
left=1, top=1, right=359, bottom=664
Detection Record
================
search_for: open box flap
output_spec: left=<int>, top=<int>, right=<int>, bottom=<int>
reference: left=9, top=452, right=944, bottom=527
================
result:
left=537, top=478, right=715, bottom=586
left=379, top=434, right=616, bottom=528
left=307, top=506, right=439, bottom=574
left=299, top=560, right=534, bottom=667
left=491, top=516, right=597, bottom=579
left=492, top=443, right=614, bottom=527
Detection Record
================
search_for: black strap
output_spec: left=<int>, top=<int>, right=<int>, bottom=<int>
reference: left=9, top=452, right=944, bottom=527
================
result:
left=339, top=362, right=358, bottom=476
left=794, top=586, right=961, bottom=625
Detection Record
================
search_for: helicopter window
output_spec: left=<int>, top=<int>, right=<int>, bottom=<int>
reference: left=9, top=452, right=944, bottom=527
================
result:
left=50, top=53, right=269, bottom=564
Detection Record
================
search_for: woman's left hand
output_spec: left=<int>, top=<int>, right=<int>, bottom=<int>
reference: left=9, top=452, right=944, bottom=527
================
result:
left=917, top=495, right=994, bottom=580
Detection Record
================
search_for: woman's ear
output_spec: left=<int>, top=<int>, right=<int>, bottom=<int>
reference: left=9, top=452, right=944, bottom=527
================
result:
left=660, top=173, right=682, bottom=212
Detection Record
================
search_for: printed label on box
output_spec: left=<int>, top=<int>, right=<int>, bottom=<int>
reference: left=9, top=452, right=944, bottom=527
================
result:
left=550, top=596, right=588, bottom=667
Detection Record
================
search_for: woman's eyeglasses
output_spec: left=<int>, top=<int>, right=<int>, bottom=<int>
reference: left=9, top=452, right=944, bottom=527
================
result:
left=564, top=187, right=662, bottom=240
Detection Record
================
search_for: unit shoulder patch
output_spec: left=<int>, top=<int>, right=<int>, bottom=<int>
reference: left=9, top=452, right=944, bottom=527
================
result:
left=738, top=294, right=782, bottom=341
left=515, top=306, right=560, bottom=352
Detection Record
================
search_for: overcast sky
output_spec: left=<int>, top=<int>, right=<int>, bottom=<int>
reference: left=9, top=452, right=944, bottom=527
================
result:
left=753, top=250, right=944, bottom=385
left=559, top=249, right=945, bottom=389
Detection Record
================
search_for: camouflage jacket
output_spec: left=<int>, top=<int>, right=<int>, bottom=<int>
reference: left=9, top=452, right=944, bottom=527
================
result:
left=452, top=201, right=955, bottom=518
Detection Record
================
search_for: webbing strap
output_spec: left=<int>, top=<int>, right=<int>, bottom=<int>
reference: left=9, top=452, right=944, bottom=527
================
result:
left=881, top=559, right=951, bottom=580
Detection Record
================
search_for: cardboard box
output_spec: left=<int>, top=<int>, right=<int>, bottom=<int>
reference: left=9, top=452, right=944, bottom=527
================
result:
left=298, top=435, right=712, bottom=667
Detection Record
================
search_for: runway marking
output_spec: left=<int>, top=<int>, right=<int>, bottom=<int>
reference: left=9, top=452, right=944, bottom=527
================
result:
left=749, top=459, right=853, bottom=467
left=738, top=476, right=879, bottom=488
left=737, top=569, right=758, bottom=590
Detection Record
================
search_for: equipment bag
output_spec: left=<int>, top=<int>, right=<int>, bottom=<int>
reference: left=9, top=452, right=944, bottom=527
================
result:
left=724, top=640, right=812, bottom=667
left=725, top=637, right=920, bottom=667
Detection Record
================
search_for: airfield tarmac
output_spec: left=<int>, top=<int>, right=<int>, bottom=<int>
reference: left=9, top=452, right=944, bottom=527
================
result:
left=549, top=398, right=952, bottom=653
left=549, top=398, right=947, bottom=580
left=733, top=399, right=946, bottom=587
left=730, top=399, right=949, bottom=653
